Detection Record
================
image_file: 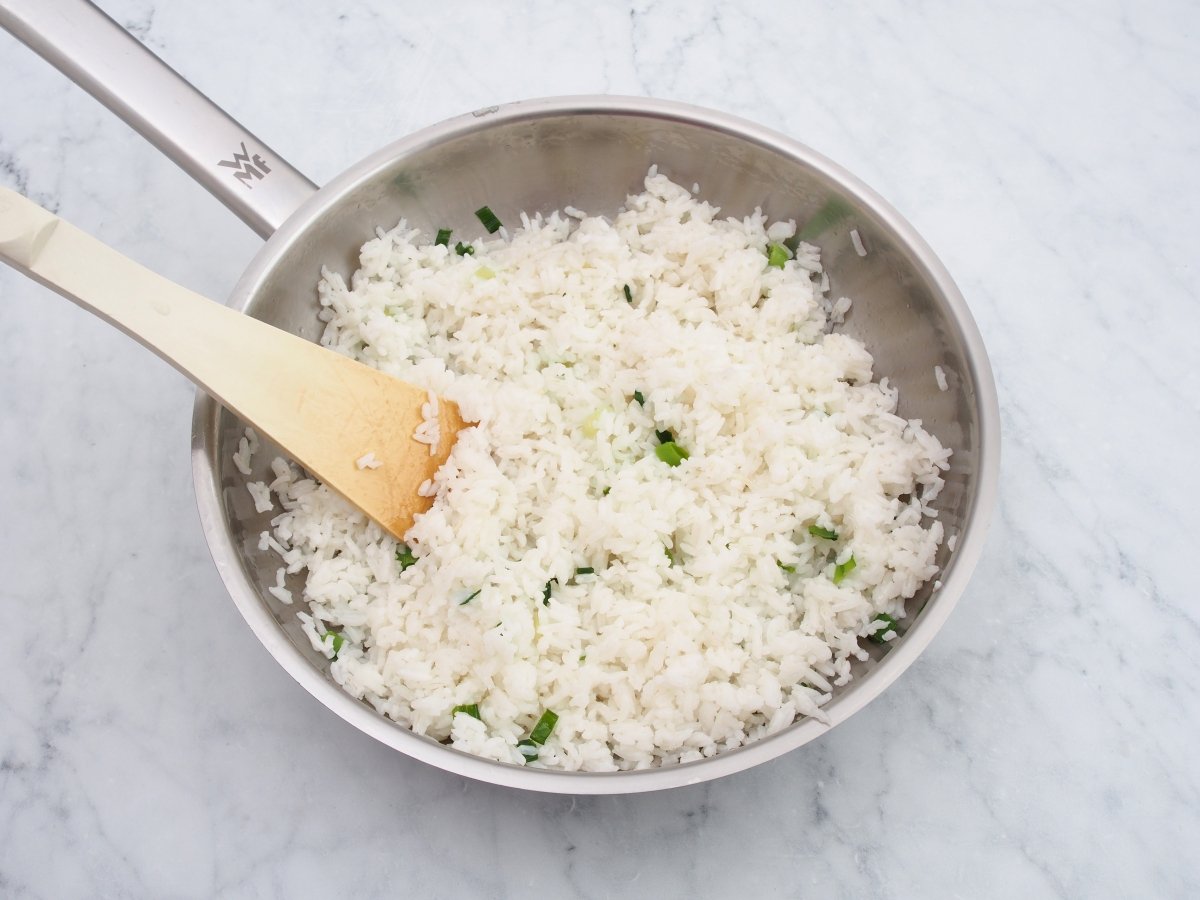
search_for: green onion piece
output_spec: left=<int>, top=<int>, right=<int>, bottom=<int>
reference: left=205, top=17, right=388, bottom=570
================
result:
left=542, top=579, right=555, bottom=607
left=633, top=390, right=645, bottom=406
left=581, top=407, right=606, bottom=437
left=868, top=613, right=899, bottom=645
left=664, top=545, right=675, bottom=566
left=475, top=205, right=502, bottom=233
left=528, top=709, right=559, bottom=745
left=435, top=228, right=452, bottom=246
left=808, top=524, right=839, bottom=541
left=798, top=197, right=852, bottom=241
left=575, top=567, right=594, bottom=576
left=455, top=241, right=475, bottom=256
left=777, top=561, right=796, bottom=574
left=460, top=588, right=481, bottom=605
left=395, top=544, right=418, bottom=571
left=517, top=739, right=539, bottom=761
left=655, top=429, right=674, bottom=444
left=452, top=703, right=482, bottom=720
left=323, top=631, right=345, bottom=659
left=832, top=555, right=857, bottom=585
left=767, top=242, right=791, bottom=269
left=623, top=284, right=633, bottom=303
left=602, top=486, right=611, bottom=496
left=655, top=442, right=689, bottom=467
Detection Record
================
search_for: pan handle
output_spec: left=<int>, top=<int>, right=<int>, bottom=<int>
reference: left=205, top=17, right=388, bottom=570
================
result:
left=0, top=0, right=317, bottom=238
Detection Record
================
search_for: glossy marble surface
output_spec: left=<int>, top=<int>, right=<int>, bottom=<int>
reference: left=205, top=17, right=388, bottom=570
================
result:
left=1, top=1, right=1197, bottom=896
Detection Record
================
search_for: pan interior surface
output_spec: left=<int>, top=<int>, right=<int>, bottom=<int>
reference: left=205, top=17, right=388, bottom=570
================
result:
left=192, top=98, right=997, bottom=793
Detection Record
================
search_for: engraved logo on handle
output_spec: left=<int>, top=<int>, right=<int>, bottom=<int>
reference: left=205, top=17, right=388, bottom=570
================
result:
left=217, top=142, right=272, bottom=188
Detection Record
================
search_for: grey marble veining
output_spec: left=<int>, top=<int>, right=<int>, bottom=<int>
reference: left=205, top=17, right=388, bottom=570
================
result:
left=1, top=0, right=1198, bottom=897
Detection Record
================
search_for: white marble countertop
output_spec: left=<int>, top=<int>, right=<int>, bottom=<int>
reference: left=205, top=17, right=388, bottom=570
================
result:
left=2, top=1, right=1197, bottom=896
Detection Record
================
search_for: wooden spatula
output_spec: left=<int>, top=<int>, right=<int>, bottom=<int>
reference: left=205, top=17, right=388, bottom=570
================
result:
left=0, top=187, right=466, bottom=540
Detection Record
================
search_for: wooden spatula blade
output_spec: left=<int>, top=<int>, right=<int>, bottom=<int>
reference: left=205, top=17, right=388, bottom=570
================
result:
left=268, top=353, right=466, bottom=540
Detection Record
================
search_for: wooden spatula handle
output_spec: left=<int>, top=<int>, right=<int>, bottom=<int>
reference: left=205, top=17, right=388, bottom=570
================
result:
left=1, top=186, right=305, bottom=401
left=0, top=187, right=463, bottom=540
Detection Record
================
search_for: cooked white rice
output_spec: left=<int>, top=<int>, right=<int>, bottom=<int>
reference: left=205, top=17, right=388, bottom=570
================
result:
left=354, top=452, right=383, bottom=470
left=247, top=170, right=949, bottom=771
left=412, top=391, right=441, bottom=456
left=231, top=427, right=258, bottom=476
left=246, top=480, right=273, bottom=514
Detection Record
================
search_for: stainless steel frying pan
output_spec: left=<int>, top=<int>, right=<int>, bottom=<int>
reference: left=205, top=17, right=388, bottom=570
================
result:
left=0, top=0, right=1000, bottom=793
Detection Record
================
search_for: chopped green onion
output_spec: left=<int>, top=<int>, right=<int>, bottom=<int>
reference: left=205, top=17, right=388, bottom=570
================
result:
left=602, top=486, right=611, bottom=496
left=655, top=442, right=689, bottom=467
left=459, top=588, right=481, bottom=605
left=623, top=284, right=633, bottom=303
left=798, top=197, right=852, bottom=242
left=868, top=613, right=899, bottom=644
left=582, top=407, right=606, bottom=437
left=475, top=266, right=496, bottom=280
left=475, top=205, right=502, bottom=233
left=455, top=241, right=475, bottom=256
left=575, top=567, right=594, bottom=576
left=435, top=228, right=452, bottom=246
left=452, top=703, right=482, bottom=720
left=633, top=390, right=645, bottom=406
left=655, top=429, right=674, bottom=444
left=395, top=544, right=417, bottom=571
left=777, top=561, right=796, bottom=574
left=663, top=544, right=675, bottom=566
left=832, top=555, right=857, bottom=585
left=322, top=631, right=345, bottom=658
left=767, top=242, right=791, bottom=269
left=541, top=579, right=556, bottom=607
left=528, top=709, right=559, bottom=745
left=808, top=524, right=839, bottom=541
left=517, top=739, right=539, bottom=761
